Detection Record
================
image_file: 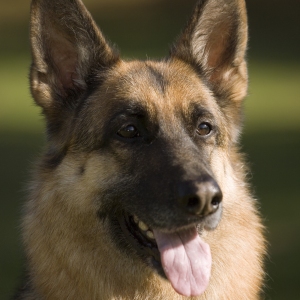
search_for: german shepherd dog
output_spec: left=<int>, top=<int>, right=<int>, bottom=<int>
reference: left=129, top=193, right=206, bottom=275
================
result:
left=15, top=0, right=265, bottom=299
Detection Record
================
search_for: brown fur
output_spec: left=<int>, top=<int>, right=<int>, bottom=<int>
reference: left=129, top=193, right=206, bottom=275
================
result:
left=15, top=0, right=265, bottom=299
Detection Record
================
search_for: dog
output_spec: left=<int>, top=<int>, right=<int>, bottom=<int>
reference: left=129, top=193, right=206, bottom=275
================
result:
left=14, top=0, right=265, bottom=299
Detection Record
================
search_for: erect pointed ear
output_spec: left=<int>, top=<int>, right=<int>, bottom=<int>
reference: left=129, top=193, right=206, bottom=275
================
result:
left=30, top=0, right=119, bottom=118
left=171, top=0, right=248, bottom=102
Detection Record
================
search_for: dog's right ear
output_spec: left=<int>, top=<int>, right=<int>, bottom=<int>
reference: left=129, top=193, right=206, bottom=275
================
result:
left=30, top=0, right=119, bottom=119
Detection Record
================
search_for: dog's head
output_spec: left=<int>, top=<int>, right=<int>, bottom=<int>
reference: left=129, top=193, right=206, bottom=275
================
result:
left=30, top=0, right=248, bottom=296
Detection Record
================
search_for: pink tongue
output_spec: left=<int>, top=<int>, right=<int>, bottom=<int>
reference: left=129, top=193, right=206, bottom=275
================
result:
left=153, top=227, right=211, bottom=297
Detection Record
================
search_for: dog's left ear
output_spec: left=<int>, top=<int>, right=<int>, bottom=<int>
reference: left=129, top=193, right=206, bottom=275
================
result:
left=171, top=0, right=248, bottom=102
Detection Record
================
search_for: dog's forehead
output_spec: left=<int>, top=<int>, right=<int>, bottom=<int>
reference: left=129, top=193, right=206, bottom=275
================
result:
left=99, top=59, right=215, bottom=115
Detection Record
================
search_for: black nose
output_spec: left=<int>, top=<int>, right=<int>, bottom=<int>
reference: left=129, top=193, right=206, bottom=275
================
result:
left=178, top=176, right=222, bottom=216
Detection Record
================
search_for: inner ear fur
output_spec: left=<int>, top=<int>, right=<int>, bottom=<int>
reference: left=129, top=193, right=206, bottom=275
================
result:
left=171, top=0, right=248, bottom=102
left=30, top=0, right=119, bottom=115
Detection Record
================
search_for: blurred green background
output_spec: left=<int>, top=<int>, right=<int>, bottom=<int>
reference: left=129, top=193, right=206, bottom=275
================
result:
left=0, top=0, right=299, bottom=298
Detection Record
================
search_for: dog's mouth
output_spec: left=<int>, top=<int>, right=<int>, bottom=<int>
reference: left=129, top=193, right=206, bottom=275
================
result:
left=117, top=211, right=212, bottom=297
left=117, top=212, right=165, bottom=276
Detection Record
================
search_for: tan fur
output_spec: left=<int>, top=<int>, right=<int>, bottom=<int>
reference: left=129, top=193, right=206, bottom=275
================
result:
left=16, top=0, right=265, bottom=299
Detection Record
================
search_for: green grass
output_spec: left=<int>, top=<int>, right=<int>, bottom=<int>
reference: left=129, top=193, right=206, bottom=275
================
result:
left=0, top=56, right=43, bottom=133
left=243, top=128, right=300, bottom=300
left=1, top=54, right=300, bottom=299
left=246, top=61, right=300, bottom=130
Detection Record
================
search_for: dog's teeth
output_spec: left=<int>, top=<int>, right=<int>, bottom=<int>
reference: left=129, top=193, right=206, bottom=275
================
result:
left=146, top=230, right=155, bottom=240
left=133, top=215, right=139, bottom=224
left=138, top=221, right=148, bottom=232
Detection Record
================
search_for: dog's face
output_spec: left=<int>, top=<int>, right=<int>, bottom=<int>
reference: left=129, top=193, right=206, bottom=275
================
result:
left=30, top=0, right=248, bottom=296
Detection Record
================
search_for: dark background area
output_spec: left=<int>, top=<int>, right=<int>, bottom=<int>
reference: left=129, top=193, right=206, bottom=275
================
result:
left=1, top=0, right=299, bottom=299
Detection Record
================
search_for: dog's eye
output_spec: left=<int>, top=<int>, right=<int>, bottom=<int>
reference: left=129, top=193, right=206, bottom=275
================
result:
left=117, top=125, right=140, bottom=139
left=197, top=122, right=212, bottom=136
